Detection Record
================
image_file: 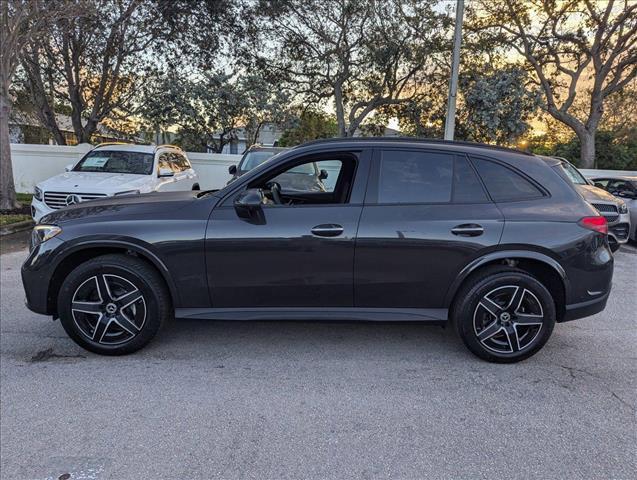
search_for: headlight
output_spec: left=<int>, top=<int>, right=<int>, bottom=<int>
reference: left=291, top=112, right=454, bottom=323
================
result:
left=34, top=186, right=42, bottom=201
left=31, top=225, right=62, bottom=248
left=618, top=202, right=628, bottom=214
left=114, top=190, right=140, bottom=196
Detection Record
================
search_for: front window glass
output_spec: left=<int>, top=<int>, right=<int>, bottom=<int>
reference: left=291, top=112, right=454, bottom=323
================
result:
left=557, top=161, right=588, bottom=185
left=271, top=160, right=341, bottom=193
left=74, top=151, right=154, bottom=175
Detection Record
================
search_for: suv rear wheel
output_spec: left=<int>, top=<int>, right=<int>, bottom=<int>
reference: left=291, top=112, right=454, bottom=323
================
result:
left=57, top=254, right=171, bottom=355
left=453, top=266, right=556, bottom=363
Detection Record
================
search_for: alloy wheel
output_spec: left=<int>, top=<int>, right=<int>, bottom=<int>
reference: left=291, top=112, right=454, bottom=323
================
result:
left=71, top=274, right=146, bottom=345
left=472, top=285, right=544, bottom=354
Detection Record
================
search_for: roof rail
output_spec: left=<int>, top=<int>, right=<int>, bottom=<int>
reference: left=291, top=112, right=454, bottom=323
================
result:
left=295, top=136, right=534, bottom=156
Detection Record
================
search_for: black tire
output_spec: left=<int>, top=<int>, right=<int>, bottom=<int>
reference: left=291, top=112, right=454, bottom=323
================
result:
left=57, top=254, right=171, bottom=355
left=452, top=266, right=556, bottom=363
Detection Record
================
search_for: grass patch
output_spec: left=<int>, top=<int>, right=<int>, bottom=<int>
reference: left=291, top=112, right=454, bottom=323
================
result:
left=0, top=214, right=32, bottom=226
left=16, top=193, right=33, bottom=203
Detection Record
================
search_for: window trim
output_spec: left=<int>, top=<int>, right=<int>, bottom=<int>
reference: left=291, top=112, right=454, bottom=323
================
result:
left=468, top=154, right=549, bottom=203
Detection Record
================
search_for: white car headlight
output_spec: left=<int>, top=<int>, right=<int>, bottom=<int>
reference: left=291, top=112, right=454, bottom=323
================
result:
left=114, top=190, right=140, bottom=196
left=31, top=225, right=62, bottom=248
left=618, top=202, right=628, bottom=214
left=34, top=186, right=43, bottom=201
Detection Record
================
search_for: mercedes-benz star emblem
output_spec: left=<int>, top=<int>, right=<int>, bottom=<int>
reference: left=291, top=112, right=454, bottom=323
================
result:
left=65, top=194, right=81, bottom=206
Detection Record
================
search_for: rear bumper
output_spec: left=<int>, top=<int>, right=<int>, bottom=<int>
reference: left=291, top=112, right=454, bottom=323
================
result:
left=561, top=290, right=610, bottom=322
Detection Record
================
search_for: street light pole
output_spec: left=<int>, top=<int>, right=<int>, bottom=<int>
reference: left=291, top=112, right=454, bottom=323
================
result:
left=444, top=0, right=464, bottom=141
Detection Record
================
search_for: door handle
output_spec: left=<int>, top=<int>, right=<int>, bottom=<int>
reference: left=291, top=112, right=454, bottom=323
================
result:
left=311, top=224, right=344, bottom=237
left=451, top=224, right=484, bottom=237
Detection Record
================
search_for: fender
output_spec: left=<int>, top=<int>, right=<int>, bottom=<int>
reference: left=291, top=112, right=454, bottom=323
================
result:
left=52, top=237, right=181, bottom=307
left=443, top=249, right=569, bottom=307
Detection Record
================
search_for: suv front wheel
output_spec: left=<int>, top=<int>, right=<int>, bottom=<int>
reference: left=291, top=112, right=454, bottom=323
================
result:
left=453, top=266, right=556, bottom=363
left=57, top=254, right=171, bottom=355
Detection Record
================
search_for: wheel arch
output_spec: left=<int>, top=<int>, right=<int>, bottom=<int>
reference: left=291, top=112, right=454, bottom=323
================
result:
left=47, top=240, right=179, bottom=316
left=445, top=250, right=568, bottom=322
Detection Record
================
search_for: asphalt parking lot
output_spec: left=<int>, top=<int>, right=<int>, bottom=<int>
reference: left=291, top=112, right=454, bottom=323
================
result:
left=1, top=239, right=635, bottom=480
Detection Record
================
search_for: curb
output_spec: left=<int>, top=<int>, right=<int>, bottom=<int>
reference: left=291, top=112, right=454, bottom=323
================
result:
left=0, top=219, right=34, bottom=237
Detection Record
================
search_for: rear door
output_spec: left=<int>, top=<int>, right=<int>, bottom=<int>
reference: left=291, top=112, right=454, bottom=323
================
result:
left=354, top=148, right=504, bottom=308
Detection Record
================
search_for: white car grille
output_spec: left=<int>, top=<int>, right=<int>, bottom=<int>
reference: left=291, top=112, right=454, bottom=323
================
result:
left=44, top=191, right=108, bottom=209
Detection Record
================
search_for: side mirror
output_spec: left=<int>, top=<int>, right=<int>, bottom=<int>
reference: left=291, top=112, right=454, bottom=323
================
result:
left=234, top=188, right=265, bottom=222
left=158, top=167, right=174, bottom=177
left=65, top=163, right=74, bottom=172
left=228, top=164, right=237, bottom=175
left=319, top=169, right=329, bottom=181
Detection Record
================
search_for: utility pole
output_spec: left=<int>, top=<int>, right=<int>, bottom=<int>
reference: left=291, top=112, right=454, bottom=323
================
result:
left=444, top=0, right=464, bottom=141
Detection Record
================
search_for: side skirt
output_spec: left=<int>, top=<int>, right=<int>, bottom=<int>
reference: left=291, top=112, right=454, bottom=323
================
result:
left=175, top=307, right=449, bottom=323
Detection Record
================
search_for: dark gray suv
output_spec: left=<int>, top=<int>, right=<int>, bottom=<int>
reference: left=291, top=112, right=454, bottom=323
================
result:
left=22, top=138, right=614, bottom=362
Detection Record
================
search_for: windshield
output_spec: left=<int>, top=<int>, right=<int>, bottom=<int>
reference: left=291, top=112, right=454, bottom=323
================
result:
left=74, top=151, right=154, bottom=175
left=240, top=151, right=279, bottom=171
left=557, top=161, right=588, bottom=185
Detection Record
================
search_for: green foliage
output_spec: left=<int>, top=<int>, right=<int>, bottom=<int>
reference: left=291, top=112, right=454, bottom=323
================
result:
left=244, top=0, right=450, bottom=136
left=529, top=130, right=637, bottom=170
left=0, top=214, right=31, bottom=226
left=459, top=68, right=540, bottom=145
left=278, top=111, right=338, bottom=147
left=138, top=69, right=291, bottom=152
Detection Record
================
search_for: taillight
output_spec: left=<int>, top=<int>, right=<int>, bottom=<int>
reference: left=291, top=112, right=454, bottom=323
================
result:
left=578, top=216, right=608, bottom=235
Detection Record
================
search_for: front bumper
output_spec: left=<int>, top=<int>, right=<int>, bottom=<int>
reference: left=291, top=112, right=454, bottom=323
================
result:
left=607, top=211, right=631, bottom=244
left=21, top=236, right=65, bottom=315
left=30, top=197, right=54, bottom=223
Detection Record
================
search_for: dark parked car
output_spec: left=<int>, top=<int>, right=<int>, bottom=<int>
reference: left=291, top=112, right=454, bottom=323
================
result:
left=227, top=145, right=287, bottom=183
left=22, top=138, right=614, bottom=362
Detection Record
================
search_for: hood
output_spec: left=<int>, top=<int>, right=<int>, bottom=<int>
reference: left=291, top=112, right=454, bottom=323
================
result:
left=576, top=184, right=621, bottom=203
left=41, top=190, right=201, bottom=225
left=38, top=171, right=152, bottom=193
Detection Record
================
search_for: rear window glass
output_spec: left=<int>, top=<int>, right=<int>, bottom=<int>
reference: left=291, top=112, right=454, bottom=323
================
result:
left=378, top=150, right=453, bottom=203
left=472, top=158, right=543, bottom=202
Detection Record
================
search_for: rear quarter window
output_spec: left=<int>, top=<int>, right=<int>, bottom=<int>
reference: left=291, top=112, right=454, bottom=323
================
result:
left=471, top=157, right=544, bottom=202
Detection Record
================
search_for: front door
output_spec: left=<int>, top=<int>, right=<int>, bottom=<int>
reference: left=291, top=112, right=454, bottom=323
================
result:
left=355, top=149, right=504, bottom=308
left=206, top=150, right=370, bottom=308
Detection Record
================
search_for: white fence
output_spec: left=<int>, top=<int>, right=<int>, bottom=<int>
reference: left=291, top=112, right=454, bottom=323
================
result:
left=9, top=143, right=240, bottom=193
left=9, top=143, right=636, bottom=194
left=580, top=169, right=637, bottom=178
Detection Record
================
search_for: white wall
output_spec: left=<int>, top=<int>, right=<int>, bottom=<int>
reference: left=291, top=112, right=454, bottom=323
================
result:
left=9, top=143, right=240, bottom=193
left=187, top=152, right=240, bottom=189
left=580, top=169, right=637, bottom=178
left=10, top=143, right=636, bottom=194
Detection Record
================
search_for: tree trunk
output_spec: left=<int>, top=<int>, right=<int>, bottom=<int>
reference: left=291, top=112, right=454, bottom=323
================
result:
left=334, top=83, right=347, bottom=137
left=0, top=79, right=19, bottom=210
left=578, top=129, right=596, bottom=169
